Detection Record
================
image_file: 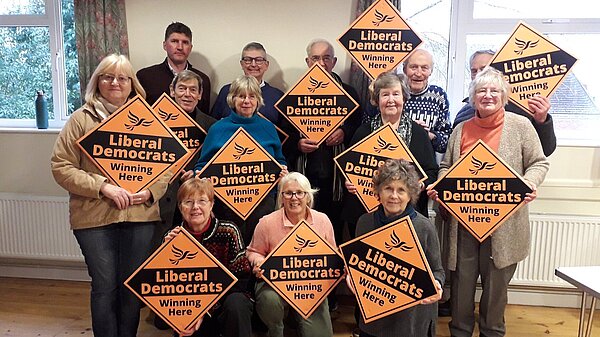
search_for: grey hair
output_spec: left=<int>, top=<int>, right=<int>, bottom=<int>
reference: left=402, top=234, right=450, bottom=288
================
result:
left=226, top=75, right=265, bottom=110
left=372, top=159, right=421, bottom=205
left=276, top=172, right=319, bottom=209
left=305, top=38, right=335, bottom=57
left=370, top=71, right=411, bottom=106
left=170, top=69, right=202, bottom=92
left=468, top=66, right=510, bottom=107
left=469, top=49, right=495, bottom=67
left=402, top=49, right=434, bottom=72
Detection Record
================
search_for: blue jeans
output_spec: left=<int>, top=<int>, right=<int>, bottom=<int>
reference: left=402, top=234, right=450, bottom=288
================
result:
left=74, top=221, right=155, bottom=337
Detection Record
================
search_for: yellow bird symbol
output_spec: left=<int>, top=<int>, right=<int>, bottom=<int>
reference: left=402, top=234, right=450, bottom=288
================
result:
left=385, top=230, right=413, bottom=252
left=514, top=38, right=539, bottom=55
left=294, top=234, right=318, bottom=253
left=124, top=111, right=153, bottom=131
left=158, top=108, right=179, bottom=122
left=469, top=156, right=496, bottom=175
left=372, top=9, right=394, bottom=26
left=373, top=135, right=398, bottom=153
left=169, top=245, right=198, bottom=265
left=233, top=143, right=255, bottom=160
left=308, top=76, right=329, bottom=93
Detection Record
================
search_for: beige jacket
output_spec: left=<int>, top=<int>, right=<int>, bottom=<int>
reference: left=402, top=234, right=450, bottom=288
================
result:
left=51, top=101, right=170, bottom=230
left=442, top=112, right=549, bottom=270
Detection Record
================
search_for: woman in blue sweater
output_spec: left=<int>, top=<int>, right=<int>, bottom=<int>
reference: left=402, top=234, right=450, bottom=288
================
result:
left=187, top=75, right=287, bottom=244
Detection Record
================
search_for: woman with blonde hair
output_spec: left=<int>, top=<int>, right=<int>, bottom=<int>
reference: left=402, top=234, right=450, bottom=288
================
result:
left=51, top=54, right=169, bottom=337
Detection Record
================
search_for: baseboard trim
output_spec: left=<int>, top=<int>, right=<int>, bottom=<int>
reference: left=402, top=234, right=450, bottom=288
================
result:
left=0, top=258, right=90, bottom=281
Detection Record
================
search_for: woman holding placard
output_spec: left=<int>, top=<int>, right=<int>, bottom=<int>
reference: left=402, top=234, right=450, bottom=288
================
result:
left=247, top=172, right=335, bottom=337
left=51, top=54, right=168, bottom=337
left=427, top=67, right=549, bottom=337
left=343, top=71, right=438, bottom=237
left=184, top=75, right=287, bottom=244
left=164, top=177, right=253, bottom=337
left=349, top=159, right=443, bottom=337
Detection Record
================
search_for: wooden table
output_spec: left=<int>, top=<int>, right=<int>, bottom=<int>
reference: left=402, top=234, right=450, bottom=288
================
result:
left=555, top=266, right=600, bottom=337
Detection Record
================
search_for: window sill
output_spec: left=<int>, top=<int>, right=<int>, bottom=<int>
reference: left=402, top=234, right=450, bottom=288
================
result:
left=0, top=127, right=61, bottom=134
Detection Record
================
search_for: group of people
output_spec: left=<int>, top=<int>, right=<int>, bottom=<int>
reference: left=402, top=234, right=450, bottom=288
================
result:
left=50, top=20, right=553, bottom=337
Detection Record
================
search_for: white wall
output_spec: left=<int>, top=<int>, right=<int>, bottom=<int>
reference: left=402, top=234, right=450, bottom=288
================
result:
left=126, top=0, right=358, bottom=105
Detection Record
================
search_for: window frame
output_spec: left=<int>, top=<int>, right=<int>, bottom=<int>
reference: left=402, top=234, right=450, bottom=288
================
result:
left=447, top=0, right=600, bottom=146
left=0, top=0, right=69, bottom=129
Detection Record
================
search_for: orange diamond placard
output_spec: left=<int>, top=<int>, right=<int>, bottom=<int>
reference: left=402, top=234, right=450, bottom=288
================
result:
left=334, top=123, right=427, bottom=212
left=275, top=63, right=358, bottom=146
left=260, top=220, right=345, bottom=319
left=340, top=216, right=438, bottom=323
left=76, top=95, right=189, bottom=193
left=152, top=93, right=208, bottom=183
left=338, top=0, right=423, bottom=80
left=196, top=128, right=282, bottom=220
left=124, top=227, right=237, bottom=335
left=489, top=21, right=577, bottom=116
left=430, top=140, right=532, bottom=242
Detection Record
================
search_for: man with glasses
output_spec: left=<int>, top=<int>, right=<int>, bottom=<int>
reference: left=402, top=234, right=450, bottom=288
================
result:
left=137, top=22, right=211, bottom=115
left=210, top=42, right=284, bottom=123
left=453, top=49, right=556, bottom=156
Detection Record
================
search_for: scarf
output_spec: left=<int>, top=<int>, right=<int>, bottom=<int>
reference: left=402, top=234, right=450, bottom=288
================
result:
left=373, top=203, right=417, bottom=229
left=370, top=111, right=413, bottom=146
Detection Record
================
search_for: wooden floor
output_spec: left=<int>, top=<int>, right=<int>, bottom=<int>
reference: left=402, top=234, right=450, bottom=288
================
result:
left=1, top=277, right=599, bottom=337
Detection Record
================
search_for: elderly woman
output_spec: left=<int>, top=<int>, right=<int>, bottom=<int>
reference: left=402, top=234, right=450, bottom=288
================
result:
left=246, top=172, right=335, bottom=337
left=164, top=178, right=253, bottom=337
left=189, top=75, right=287, bottom=244
left=427, top=67, right=549, bottom=337
left=343, top=71, right=438, bottom=237
left=351, top=159, right=443, bottom=337
left=51, top=54, right=168, bottom=337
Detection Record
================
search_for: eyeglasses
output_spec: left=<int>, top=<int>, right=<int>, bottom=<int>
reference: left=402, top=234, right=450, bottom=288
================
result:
left=241, top=57, right=267, bottom=65
left=236, top=94, right=257, bottom=101
left=99, top=74, right=131, bottom=85
left=309, top=55, right=333, bottom=63
left=181, top=199, right=211, bottom=208
left=475, top=88, right=501, bottom=97
left=282, top=191, right=307, bottom=199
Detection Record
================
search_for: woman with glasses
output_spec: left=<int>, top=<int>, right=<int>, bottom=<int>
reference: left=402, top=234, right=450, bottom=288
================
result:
left=246, top=172, right=336, bottom=337
left=427, top=67, right=549, bottom=337
left=186, top=75, right=287, bottom=244
left=51, top=54, right=168, bottom=337
left=164, top=178, right=253, bottom=337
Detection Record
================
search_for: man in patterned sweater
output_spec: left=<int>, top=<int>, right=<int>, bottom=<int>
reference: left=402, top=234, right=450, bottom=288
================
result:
left=400, top=49, right=451, bottom=158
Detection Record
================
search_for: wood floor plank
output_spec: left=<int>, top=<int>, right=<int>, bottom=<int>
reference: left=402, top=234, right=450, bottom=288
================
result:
left=1, top=277, right=599, bottom=337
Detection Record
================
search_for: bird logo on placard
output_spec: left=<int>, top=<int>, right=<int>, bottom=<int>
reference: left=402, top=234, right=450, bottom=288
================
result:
left=372, top=9, right=394, bottom=26
left=233, top=143, right=255, bottom=160
left=514, top=38, right=539, bottom=55
left=158, top=108, right=179, bottom=122
left=124, top=111, right=153, bottom=131
left=169, top=245, right=198, bottom=265
left=294, top=235, right=318, bottom=253
left=373, top=136, right=398, bottom=153
left=469, top=156, right=496, bottom=175
left=308, top=77, right=329, bottom=93
left=385, top=230, right=413, bottom=252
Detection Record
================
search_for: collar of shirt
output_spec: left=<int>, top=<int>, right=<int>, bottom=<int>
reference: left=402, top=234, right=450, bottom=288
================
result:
left=167, top=60, right=189, bottom=76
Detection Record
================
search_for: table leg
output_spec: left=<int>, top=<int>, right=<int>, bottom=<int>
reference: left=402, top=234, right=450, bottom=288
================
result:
left=585, top=296, right=596, bottom=337
left=579, top=292, right=588, bottom=337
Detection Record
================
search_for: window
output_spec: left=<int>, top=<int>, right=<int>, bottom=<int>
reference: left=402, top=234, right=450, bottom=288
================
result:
left=447, top=0, right=600, bottom=145
left=0, top=0, right=80, bottom=128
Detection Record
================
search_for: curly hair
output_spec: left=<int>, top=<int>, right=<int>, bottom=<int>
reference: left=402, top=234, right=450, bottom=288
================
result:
left=372, top=159, right=421, bottom=205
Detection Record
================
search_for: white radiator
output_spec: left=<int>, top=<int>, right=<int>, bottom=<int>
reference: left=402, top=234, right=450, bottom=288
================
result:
left=1, top=194, right=599, bottom=286
left=0, top=194, right=82, bottom=262
left=512, top=213, right=600, bottom=287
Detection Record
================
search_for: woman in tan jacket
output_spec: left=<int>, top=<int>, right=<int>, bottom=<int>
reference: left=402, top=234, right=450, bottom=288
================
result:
left=51, top=54, right=169, bottom=337
left=427, top=67, right=549, bottom=337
